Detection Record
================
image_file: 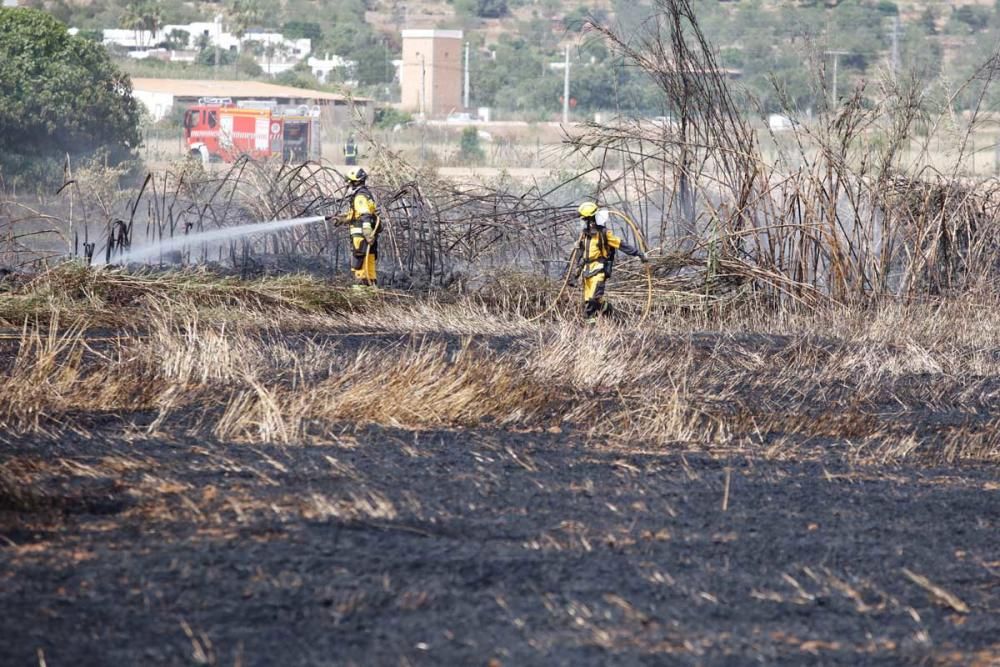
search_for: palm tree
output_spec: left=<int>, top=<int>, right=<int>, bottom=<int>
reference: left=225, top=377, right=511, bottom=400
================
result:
left=119, top=0, right=161, bottom=48
left=228, top=0, right=261, bottom=75
left=141, top=4, right=161, bottom=42
left=119, top=2, right=145, bottom=48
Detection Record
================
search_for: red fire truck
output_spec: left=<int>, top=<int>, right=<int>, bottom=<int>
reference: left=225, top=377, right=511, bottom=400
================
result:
left=182, top=98, right=322, bottom=163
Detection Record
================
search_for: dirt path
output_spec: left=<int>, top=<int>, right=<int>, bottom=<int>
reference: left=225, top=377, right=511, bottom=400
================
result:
left=2, top=423, right=997, bottom=666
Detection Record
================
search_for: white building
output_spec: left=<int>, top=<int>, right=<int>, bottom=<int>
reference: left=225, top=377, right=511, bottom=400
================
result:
left=243, top=29, right=310, bottom=58
left=102, top=15, right=310, bottom=66
left=308, top=54, right=354, bottom=83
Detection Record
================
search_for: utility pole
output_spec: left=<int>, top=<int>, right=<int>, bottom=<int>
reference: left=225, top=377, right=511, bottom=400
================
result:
left=419, top=51, right=427, bottom=163
left=562, top=44, right=570, bottom=124
left=463, top=41, right=470, bottom=110
left=384, top=39, right=390, bottom=92
left=213, top=15, right=220, bottom=80
left=889, top=15, right=900, bottom=81
left=419, top=53, right=426, bottom=117
left=825, top=50, right=850, bottom=110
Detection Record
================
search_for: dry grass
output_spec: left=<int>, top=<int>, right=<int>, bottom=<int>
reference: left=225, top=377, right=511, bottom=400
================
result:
left=0, top=264, right=365, bottom=328
left=2, top=273, right=1000, bottom=467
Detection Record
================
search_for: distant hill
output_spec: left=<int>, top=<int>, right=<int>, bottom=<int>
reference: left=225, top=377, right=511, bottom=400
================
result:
left=22, top=0, right=999, bottom=115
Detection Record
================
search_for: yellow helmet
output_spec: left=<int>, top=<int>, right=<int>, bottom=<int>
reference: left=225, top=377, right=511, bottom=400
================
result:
left=346, top=167, right=367, bottom=183
left=578, top=202, right=598, bottom=218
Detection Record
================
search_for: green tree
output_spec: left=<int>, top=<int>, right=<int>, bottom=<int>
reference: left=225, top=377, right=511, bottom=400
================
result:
left=564, top=5, right=609, bottom=32
left=0, top=8, right=142, bottom=187
left=919, top=8, right=938, bottom=35
left=951, top=5, right=991, bottom=33
left=161, top=28, right=189, bottom=49
left=458, top=126, right=484, bottom=163
left=275, top=62, right=321, bottom=89
left=477, top=0, right=509, bottom=18
left=120, top=0, right=161, bottom=47
left=455, top=0, right=509, bottom=19
left=374, top=107, right=412, bottom=129
left=196, top=44, right=235, bottom=66
left=228, top=0, right=261, bottom=41
left=227, top=0, right=265, bottom=78
left=282, top=21, right=322, bottom=41
left=236, top=53, right=263, bottom=77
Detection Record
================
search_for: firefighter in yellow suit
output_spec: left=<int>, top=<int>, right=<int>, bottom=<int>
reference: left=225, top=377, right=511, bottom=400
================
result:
left=571, top=202, right=647, bottom=322
left=342, top=167, right=380, bottom=287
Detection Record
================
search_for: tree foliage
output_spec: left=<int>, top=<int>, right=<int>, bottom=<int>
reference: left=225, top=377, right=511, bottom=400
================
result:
left=476, top=0, right=509, bottom=18
left=458, top=126, right=485, bottom=163
left=228, top=0, right=261, bottom=39
left=282, top=20, right=322, bottom=41
left=454, top=0, right=509, bottom=19
left=0, top=8, right=142, bottom=187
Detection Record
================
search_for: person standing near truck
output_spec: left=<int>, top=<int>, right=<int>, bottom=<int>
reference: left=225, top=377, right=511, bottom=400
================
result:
left=344, top=136, right=358, bottom=166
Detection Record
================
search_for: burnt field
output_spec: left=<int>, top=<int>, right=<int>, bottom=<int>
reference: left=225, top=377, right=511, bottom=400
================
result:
left=1, top=296, right=999, bottom=666
left=5, top=0, right=1000, bottom=661
left=1, top=421, right=999, bottom=666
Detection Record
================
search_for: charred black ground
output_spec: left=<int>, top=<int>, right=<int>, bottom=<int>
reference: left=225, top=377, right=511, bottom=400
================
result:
left=1, top=326, right=998, bottom=666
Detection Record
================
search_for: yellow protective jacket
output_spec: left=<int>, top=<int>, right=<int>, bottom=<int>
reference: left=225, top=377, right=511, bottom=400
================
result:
left=346, top=186, right=379, bottom=240
left=574, top=226, right=639, bottom=280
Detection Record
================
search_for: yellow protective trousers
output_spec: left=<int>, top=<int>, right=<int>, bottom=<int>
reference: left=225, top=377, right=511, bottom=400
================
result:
left=582, top=261, right=608, bottom=318
left=351, top=235, right=377, bottom=285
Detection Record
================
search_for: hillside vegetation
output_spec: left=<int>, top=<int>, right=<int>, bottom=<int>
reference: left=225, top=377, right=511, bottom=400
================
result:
left=30, top=0, right=1000, bottom=116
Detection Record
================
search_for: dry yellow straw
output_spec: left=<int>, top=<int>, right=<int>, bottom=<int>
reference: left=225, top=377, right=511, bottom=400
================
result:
left=527, top=236, right=580, bottom=323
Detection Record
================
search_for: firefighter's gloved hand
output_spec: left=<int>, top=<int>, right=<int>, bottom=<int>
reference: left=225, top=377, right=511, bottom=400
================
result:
left=639, top=251, right=650, bottom=264
left=363, top=233, right=375, bottom=244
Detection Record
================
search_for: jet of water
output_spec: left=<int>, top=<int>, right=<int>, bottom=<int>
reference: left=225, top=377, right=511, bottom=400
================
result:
left=102, top=215, right=327, bottom=266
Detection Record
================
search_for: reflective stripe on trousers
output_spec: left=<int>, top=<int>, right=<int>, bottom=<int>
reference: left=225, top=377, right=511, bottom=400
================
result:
left=352, top=235, right=377, bottom=283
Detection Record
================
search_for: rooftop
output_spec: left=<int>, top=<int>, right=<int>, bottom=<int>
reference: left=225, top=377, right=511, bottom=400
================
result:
left=400, top=29, right=464, bottom=40
left=130, top=78, right=370, bottom=102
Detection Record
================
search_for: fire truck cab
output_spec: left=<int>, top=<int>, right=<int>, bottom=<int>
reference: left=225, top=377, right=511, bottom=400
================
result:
left=183, top=97, right=322, bottom=164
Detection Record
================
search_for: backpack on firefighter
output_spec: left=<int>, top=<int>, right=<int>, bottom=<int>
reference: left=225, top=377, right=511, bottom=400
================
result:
left=572, top=202, right=647, bottom=321
left=344, top=167, right=380, bottom=286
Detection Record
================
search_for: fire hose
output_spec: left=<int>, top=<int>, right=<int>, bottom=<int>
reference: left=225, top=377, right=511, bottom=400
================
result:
left=528, top=208, right=653, bottom=323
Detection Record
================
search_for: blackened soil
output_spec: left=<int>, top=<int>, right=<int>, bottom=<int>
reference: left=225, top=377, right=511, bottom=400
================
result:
left=1, top=426, right=998, bottom=666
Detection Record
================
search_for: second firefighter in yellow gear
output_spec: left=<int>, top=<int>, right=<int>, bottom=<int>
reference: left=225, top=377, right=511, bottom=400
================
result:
left=571, top=202, right=647, bottom=321
left=343, top=167, right=380, bottom=286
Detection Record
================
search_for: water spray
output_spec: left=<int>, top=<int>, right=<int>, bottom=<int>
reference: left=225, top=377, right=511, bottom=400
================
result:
left=99, top=215, right=328, bottom=266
